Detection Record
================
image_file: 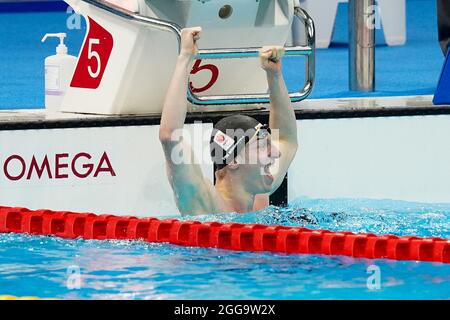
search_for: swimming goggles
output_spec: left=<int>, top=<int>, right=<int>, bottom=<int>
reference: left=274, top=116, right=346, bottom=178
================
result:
left=220, top=123, right=271, bottom=161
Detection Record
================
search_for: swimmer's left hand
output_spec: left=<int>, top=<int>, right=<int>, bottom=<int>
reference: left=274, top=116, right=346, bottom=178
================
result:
left=180, top=27, right=202, bottom=59
left=259, top=46, right=285, bottom=75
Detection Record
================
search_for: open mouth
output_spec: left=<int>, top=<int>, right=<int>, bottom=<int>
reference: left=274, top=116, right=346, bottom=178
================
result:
left=262, top=163, right=274, bottom=183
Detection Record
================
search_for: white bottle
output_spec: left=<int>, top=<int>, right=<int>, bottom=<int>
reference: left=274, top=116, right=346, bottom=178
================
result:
left=42, top=33, right=77, bottom=112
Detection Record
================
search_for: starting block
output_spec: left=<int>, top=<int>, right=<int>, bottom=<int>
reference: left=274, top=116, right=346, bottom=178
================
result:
left=61, top=0, right=315, bottom=115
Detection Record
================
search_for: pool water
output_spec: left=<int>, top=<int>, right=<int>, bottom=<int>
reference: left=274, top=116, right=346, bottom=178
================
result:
left=0, top=198, right=449, bottom=300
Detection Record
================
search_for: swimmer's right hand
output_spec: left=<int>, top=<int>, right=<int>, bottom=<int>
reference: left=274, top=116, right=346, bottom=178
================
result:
left=180, top=27, right=202, bottom=58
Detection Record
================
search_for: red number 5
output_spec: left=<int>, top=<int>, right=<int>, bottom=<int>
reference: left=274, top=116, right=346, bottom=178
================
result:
left=189, top=59, right=219, bottom=93
left=71, top=18, right=113, bottom=89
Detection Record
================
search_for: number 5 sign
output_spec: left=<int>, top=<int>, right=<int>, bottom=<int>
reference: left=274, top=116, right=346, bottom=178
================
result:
left=190, top=60, right=219, bottom=93
left=71, top=18, right=114, bottom=89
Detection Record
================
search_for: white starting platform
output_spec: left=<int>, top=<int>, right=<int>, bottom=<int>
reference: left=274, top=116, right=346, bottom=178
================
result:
left=62, top=0, right=314, bottom=115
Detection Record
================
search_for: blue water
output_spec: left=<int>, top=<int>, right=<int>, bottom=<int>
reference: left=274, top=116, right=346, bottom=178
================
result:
left=0, top=198, right=449, bottom=300
left=0, top=0, right=445, bottom=109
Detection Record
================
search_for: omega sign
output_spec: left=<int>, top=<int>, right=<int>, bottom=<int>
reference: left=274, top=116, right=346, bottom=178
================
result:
left=2, top=152, right=116, bottom=181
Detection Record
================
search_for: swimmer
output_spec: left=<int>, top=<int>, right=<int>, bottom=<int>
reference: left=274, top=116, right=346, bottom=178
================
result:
left=159, top=27, right=298, bottom=215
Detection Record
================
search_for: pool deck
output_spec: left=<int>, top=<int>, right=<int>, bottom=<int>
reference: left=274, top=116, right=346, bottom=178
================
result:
left=1, top=95, right=450, bottom=130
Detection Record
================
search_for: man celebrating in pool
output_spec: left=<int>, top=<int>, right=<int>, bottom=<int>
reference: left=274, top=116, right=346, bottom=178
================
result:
left=159, top=27, right=298, bottom=215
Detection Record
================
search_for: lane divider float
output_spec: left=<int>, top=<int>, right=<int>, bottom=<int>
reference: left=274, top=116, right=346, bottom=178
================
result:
left=0, top=206, right=448, bottom=263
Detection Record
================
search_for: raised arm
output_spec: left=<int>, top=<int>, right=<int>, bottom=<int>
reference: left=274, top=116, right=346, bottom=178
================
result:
left=159, top=27, right=219, bottom=216
left=260, top=46, right=298, bottom=193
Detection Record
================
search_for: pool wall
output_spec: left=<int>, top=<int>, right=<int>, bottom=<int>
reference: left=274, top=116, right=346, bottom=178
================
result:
left=1, top=104, right=450, bottom=217
left=290, top=115, right=450, bottom=204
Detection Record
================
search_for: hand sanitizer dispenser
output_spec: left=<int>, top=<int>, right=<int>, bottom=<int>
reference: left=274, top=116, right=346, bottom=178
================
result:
left=42, top=33, right=77, bottom=112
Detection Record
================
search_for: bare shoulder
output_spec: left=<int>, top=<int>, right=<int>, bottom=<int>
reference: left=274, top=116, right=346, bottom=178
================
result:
left=176, top=177, right=224, bottom=216
left=253, top=194, right=270, bottom=211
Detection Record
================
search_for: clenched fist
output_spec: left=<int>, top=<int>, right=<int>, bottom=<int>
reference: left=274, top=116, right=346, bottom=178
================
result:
left=259, top=46, right=285, bottom=75
left=180, top=27, right=202, bottom=58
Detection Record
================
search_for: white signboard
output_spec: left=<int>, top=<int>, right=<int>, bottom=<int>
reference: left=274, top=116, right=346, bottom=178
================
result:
left=0, top=123, right=213, bottom=217
left=2, top=115, right=450, bottom=219
left=290, top=115, right=450, bottom=204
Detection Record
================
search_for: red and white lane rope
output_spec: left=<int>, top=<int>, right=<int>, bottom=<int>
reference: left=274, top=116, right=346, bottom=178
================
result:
left=0, top=206, right=448, bottom=263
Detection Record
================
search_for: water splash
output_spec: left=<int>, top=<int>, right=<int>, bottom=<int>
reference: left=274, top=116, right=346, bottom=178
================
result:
left=181, top=198, right=450, bottom=238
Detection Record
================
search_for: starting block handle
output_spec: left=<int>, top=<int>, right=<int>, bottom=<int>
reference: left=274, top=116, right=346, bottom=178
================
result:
left=189, top=7, right=315, bottom=106
left=77, top=1, right=315, bottom=106
left=196, top=46, right=313, bottom=60
left=79, top=0, right=183, bottom=44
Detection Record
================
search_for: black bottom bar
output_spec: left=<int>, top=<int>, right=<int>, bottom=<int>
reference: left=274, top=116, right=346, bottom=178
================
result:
left=0, top=300, right=444, bottom=318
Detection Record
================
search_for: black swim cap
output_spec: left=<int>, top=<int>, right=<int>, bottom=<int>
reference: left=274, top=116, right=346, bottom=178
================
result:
left=210, top=115, right=270, bottom=171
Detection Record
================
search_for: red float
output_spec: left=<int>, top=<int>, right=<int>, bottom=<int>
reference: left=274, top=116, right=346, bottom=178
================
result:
left=0, top=206, right=448, bottom=263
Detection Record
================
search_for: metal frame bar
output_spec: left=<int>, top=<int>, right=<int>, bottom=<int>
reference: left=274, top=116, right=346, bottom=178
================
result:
left=74, top=0, right=182, bottom=42
left=73, top=0, right=315, bottom=105
left=349, top=0, right=375, bottom=92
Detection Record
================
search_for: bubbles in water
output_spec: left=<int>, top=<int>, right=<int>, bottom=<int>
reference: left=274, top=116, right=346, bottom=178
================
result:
left=183, top=198, right=450, bottom=238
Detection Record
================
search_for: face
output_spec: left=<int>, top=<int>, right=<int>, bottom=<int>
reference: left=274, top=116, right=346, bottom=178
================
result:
left=234, top=134, right=281, bottom=194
